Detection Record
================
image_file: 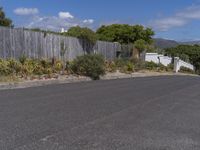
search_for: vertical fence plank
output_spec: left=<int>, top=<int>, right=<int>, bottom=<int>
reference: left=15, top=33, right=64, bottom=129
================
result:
left=0, top=26, right=120, bottom=60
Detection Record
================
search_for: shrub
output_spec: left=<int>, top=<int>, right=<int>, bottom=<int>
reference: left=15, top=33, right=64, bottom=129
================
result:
left=0, top=59, right=11, bottom=75
left=178, top=54, right=190, bottom=63
left=21, top=59, right=37, bottom=76
left=134, top=59, right=146, bottom=71
left=19, top=55, right=27, bottom=65
left=120, top=62, right=134, bottom=73
left=105, top=61, right=117, bottom=73
left=166, top=63, right=174, bottom=72
left=114, top=58, right=129, bottom=68
left=54, top=60, right=63, bottom=72
left=40, top=59, right=52, bottom=69
left=144, top=61, right=171, bottom=72
left=157, top=63, right=167, bottom=72
left=179, top=66, right=195, bottom=74
left=65, top=61, right=74, bottom=73
left=71, top=54, right=105, bottom=80
left=114, top=58, right=134, bottom=73
left=7, top=58, right=22, bottom=74
left=126, top=62, right=134, bottom=72
left=145, top=61, right=159, bottom=70
left=33, top=63, right=44, bottom=75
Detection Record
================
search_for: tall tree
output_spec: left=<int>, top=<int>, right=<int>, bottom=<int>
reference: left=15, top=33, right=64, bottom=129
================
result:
left=96, top=24, right=154, bottom=44
left=0, top=7, right=13, bottom=27
left=62, top=26, right=97, bottom=53
left=134, top=39, right=147, bottom=58
left=63, top=26, right=97, bottom=45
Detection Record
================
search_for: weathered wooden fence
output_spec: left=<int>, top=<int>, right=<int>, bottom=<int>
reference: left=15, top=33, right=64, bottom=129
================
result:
left=0, top=26, right=122, bottom=60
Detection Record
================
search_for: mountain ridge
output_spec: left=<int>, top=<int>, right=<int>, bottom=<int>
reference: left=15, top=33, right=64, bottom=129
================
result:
left=154, top=38, right=200, bottom=49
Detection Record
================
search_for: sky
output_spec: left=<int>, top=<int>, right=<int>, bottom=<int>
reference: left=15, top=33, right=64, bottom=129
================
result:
left=1, top=0, right=200, bottom=41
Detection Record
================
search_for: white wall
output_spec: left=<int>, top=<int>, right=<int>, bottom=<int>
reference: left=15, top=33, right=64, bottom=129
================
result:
left=145, top=53, right=160, bottom=64
left=174, top=57, right=194, bottom=72
left=158, top=56, right=172, bottom=66
left=145, top=53, right=172, bottom=66
left=145, top=53, right=195, bottom=72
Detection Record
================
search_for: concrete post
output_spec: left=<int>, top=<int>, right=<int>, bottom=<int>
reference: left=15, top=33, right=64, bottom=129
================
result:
left=174, top=57, right=180, bottom=73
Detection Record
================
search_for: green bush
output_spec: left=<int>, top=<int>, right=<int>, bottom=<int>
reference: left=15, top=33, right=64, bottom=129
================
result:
left=166, top=63, right=174, bottom=72
left=178, top=54, right=190, bottom=63
left=121, top=62, right=134, bottom=73
left=40, top=59, right=52, bottom=69
left=71, top=54, right=105, bottom=80
left=65, top=61, right=74, bottom=73
left=54, top=60, right=63, bottom=72
left=144, top=61, right=171, bottom=72
left=114, top=58, right=129, bottom=68
left=7, top=58, right=22, bottom=74
left=145, top=61, right=159, bottom=70
left=157, top=63, right=167, bottom=72
left=0, top=59, right=11, bottom=75
left=179, top=66, right=195, bottom=74
left=114, top=58, right=134, bottom=73
left=21, top=59, right=37, bottom=76
left=133, top=59, right=146, bottom=71
left=105, top=61, right=117, bottom=73
left=19, top=55, right=27, bottom=65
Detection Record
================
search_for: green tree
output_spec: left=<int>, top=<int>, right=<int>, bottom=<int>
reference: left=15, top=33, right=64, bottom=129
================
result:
left=146, top=44, right=156, bottom=53
left=96, top=24, right=154, bottom=44
left=0, top=7, right=13, bottom=27
left=165, top=45, right=200, bottom=73
left=134, top=39, right=147, bottom=56
left=63, top=26, right=97, bottom=45
left=62, top=26, right=97, bottom=53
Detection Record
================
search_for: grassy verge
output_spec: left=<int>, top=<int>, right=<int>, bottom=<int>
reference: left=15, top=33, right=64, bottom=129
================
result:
left=0, top=55, right=196, bottom=83
left=0, top=75, right=21, bottom=83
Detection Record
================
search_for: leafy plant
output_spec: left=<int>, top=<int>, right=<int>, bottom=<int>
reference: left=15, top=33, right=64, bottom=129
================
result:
left=54, top=60, right=63, bottom=72
left=166, top=63, right=174, bottom=72
left=113, top=58, right=135, bottom=73
left=0, top=59, right=11, bottom=75
left=179, top=66, right=195, bottom=74
left=0, top=7, right=13, bottom=27
left=40, top=59, right=51, bottom=69
left=105, top=61, right=117, bottom=73
left=134, top=39, right=147, bottom=54
left=63, top=26, right=97, bottom=49
left=96, top=24, right=154, bottom=44
left=7, top=58, right=22, bottom=74
left=145, top=61, right=159, bottom=70
left=19, top=55, right=27, bottom=65
left=165, top=45, right=200, bottom=72
left=71, top=54, right=105, bottom=80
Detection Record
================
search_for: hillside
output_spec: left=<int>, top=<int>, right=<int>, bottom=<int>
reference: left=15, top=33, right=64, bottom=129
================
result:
left=180, top=41, right=200, bottom=45
left=153, top=38, right=179, bottom=49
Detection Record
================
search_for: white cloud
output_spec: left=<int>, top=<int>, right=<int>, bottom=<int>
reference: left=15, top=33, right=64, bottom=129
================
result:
left=176, top=5, right=200, bottom=19
left=83, top=19, right=94, bottom=24
left=26, top=15, right=94, bottom=31
left=14, top=9, right=94, bottom=31
left=14, top=8, right=39, bottom=16
left=58, top=12, right=74, bottom=19
left=27, top=16, right=78, bottom=31
left=151, top=17, right=187, bottom=31
left=151, top=5, right=200, bottom=31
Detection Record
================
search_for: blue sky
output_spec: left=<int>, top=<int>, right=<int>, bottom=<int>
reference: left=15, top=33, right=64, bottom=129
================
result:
left=1, top=0, right=200, bottom=41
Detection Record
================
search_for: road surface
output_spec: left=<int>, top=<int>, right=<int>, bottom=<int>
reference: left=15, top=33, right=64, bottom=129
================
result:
left=0, top=76, right=200, bottom=150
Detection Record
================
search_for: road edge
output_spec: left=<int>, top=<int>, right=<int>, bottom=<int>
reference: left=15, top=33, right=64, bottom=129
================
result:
left=0, top=72, right=198, bottom=90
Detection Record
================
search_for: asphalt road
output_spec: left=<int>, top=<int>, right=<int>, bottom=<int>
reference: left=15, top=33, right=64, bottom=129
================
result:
left=0, top=76, right=200, bottom=150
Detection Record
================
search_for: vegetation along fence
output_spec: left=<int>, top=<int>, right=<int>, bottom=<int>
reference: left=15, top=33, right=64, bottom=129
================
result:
left=0, top=26, right=123, bottom=61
